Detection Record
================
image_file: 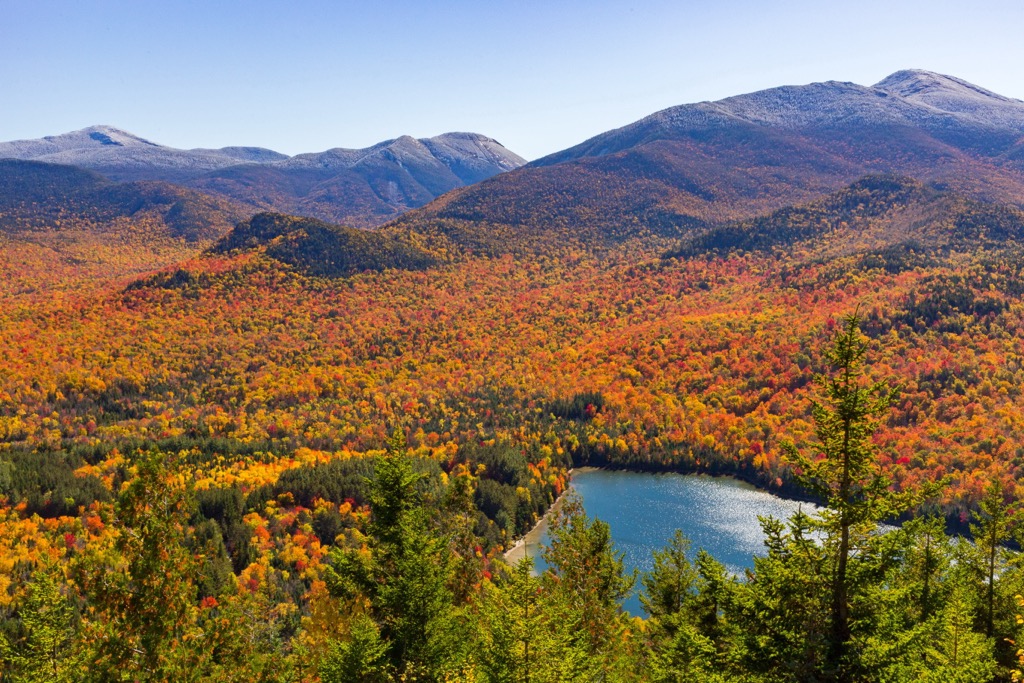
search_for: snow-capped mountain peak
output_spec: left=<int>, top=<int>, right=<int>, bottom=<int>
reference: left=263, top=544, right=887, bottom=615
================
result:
left=872, top=69, right=1024, bottom=129
left=874, top=69, right=1020, bottom=105
left=74, top=125, right=161, bottom=148
left=534, top=69, right=1024, bottom=167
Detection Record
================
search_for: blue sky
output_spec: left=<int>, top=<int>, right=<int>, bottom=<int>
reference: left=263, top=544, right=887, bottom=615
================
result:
left=2, top=0, right=1022, bottom=160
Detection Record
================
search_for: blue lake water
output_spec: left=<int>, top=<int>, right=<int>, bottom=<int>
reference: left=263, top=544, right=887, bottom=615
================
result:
left=519, top=468, right=816, bottom=615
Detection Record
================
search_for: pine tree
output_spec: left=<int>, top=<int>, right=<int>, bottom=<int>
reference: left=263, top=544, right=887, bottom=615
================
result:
left=691, top=550, right=736, bottom=653
left=542, top=491, right=635, bottom=653
left=734, top=510, right=831, bottom=680
left=0, top=563, right=78, bottom=682
left=901, top=515, right=951, bottom=622
left=782, top=311, right=931, bottom=680
left=921, top=581, right=997, bottom=682
left=970, top=480, right=1013, bottom=638
left=75, top=450, right=205, bottom=681
left=323, top=429, right=468, bottom=681
left=641, top=532, right=734, bottom=682
left=475, top=556, right=600, bottom=683
left=641, top=530, right=697, bottom=620
left=319, top=614, right=390, bottom=683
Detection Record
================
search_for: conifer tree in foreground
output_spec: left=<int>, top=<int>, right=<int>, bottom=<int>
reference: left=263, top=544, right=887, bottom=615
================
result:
left=321, top=429, right=468, bottom=682
left=782, top=312, right=933, bottom=681
left=76, top=451, right=204, bottom=681
left=971, top=480, right=1013, bottom=638
left=0, top=562, right=78, bottom=682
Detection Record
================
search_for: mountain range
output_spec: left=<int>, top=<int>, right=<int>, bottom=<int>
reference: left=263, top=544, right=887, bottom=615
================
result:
left=2, top=68, right=1023, bottom=258
left=0, top=126, right=525, bottom=228
left=398, top=69, right=1024, bottom=250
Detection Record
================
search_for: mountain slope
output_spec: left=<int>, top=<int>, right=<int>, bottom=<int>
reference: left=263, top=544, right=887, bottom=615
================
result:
left=0, top=126, right=283, bottom=182
left=666, top=174, right=1024, bottom=260
left=0, top=160, right=252, bottom=296
left=0, top=127, right=526, bottom=228
left=206, top=212, right=437, bottom=277
left=0, top=159, right=245, bottom=241
left=874, top=69, right=1024, bottom=132
left=539, top=69, right=1024, bottom=165
left=393, top=70, right=1024, bottom=252
left=188, top=132, right=524, bottom=228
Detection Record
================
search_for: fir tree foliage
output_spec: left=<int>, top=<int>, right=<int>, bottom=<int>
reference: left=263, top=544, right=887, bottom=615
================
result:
left=321, top=427, right=469, bottom=682
left=782, top=311, right=933, bottom=679
left=971, top=480, right=1014, bottom=637
left=542, top=492, right=636, bottom=650
left=0, top=563, right=78, bottom=682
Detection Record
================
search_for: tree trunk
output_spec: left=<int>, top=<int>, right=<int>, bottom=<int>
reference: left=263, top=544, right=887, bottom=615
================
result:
left=987, top=537, right=996, bottom=637
left=830, top=403, right=854, bottom=681
left=831, top=521, right=851, bottom=680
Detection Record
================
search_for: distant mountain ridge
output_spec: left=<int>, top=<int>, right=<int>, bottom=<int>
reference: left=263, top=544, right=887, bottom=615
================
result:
left=188, top=132, right=525, bottom=227
left=4, top=69, right=1024, bottom=244
left=0, top=125, right=289, bottom=179
left=393, top=69, right=1024, bottom=254
left=535, top=69, right=1024, bottom=166
left=0, top=126, right=526, bottom=228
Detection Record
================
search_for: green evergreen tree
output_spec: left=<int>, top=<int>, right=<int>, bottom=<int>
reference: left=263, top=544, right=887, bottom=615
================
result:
left=0, top=563, right=78, bottom=682
left=690, top=550, right=736, bottom=656
left=853, top=521, right=946, bottom=681
left=191, top=518, right=234, bottom=599
left=920, top=580, right=997, bottom=682
left=901, top=515, right=951, bottom=622
left=323, top=429, right=468, bottom=681
left=641, top=530, right=698, bottom=620
left=319, top=614, right=390, bottom=683
left=734, top=511, right=831, bottom=681
left=75, top=450, right=205, bottom=682
left=475, top=556, right=597, bottom=683
left=542, top=492, right=635, bottom=653
left=476, top=558, right=543, bottom=683
left=641, top=532, right=734, bottom=682
left=782, top=312, right=927, bottom=680
left=970, top=480, right=1013, bottom=638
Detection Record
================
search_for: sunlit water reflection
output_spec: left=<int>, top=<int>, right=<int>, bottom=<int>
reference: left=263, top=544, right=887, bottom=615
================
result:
left=519, top=468, right=816, bottom=615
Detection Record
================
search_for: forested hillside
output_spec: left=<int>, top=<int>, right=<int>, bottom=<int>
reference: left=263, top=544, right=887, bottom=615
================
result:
left=3, top=315, right=1024, bottom=681
left=4, top=69, right=1024, bottom=681
left=208, top=213, right=438, bottom=278
left=0, top=160, right=245, bottom=240
left=4, top=175, right=1024, bottom=522
left=0, top=160, right=248, bottom=296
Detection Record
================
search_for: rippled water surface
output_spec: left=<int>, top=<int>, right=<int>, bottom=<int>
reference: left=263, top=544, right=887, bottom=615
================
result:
left=522, top=468, right=814, bottom=614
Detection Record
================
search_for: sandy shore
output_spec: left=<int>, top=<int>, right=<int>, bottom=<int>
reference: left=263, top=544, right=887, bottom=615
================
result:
left=503, top=467, right=599, bottom=564
left=503, top=493, right=561, bottom=565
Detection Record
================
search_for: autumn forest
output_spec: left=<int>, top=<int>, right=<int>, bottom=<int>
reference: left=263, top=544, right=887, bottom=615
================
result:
left=5, top=69, right=1024, bottom=681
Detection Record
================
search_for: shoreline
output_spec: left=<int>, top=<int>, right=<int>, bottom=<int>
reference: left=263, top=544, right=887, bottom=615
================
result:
left=502, top=490, right=565, bottom=565
left=502, top=467, right=601, bottom=565
left=500, top=465, right=807, bottom=568
left=512, top=463, right=976, bottom=544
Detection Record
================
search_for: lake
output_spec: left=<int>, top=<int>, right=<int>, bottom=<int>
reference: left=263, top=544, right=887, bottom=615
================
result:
left=510, top=467, right=816, bottom=615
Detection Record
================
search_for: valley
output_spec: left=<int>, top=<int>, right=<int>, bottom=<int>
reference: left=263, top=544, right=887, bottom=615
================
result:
left=3, top=68, right=1024, bottom=681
